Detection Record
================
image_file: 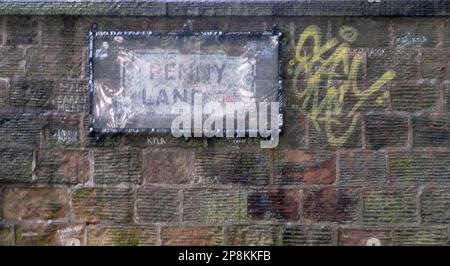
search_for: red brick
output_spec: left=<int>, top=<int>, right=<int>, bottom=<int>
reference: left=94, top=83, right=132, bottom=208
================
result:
left=226, top=225, right=281, bottom=246
left=93, top=149, right=141, bottom=184
left=183, top=188, right=246, bottom=223
left=273, top=150, right=335, bottom=185
left=338, top=228, right=392, bottom=246
left=143, top=148, right=194, bottom=184
left=136, top=186, right=181, bottom=223
left=72, top=187, right=134, bottom=224
left=363, top=188, right=417, bottom=224
left=161, top=227, right=223, bottom=246
left=8, top=80, right=53, bottom=110
left=390, top=81, right=438, bottom=112
left=5, top=16, right=38, bottom=45
left=339, top=151, right=387, bottom=186
left=303, top=188, right=360, bottom=223
left=420, top=49, right=450, bottom=79
left=3, top=187, right=68, bottom=220
left=393, top=228, right=448, bottom=246
left=0, top=225, right=13, bottom=246
left=248, top=189, right=300, bottom=221
left=88, top=225, right=156, bottom=246
left=195, top=149, right=270, bottom=185
left=365, top=115, right=409, bottom=149
left=25, top=46, right=82, bottom=79
left=0, top=46, right=23, bottom=78
left=35, top=149, right=89, bottom=184
left=282, top=225, right=333, bottom=246
left=0, top=148, right=33, bottom=183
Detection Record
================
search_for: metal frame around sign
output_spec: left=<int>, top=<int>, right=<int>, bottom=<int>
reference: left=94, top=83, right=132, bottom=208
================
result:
left=88, top=24, right=283, bottom=138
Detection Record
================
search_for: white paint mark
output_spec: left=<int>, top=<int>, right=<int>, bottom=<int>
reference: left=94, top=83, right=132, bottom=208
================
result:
left=366, top=237, right=381, bottom=246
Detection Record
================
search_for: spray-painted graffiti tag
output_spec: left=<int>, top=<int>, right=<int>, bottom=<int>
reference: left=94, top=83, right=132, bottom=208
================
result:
left=289, top=25, right=396, bottom=146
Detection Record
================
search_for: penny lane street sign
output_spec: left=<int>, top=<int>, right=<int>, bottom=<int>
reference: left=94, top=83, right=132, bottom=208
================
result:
left=89, top=29, right=282, bottom=139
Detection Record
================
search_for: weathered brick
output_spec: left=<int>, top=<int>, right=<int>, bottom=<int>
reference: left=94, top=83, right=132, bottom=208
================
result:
left=363, top=188, right=417, bottom=224
left=420, top=49, right=450, bottom=79
left=273, top=150, right=335, bottom=185
left=446, top=83, right=450, bottom=112
left=15, top=224, right=85, bottom=246
left=393, top=228, right=448, bottom=246
left=51, top=81, right=89, bottom=113
left=41, top=114, right=81, bottom=147
left=0, top=225, right=13, bottom=246
left=226, top=225, right=281, bottom=246
left=35, top=149, right=89, bottom=184
left=192, top=17, right=229, bottom=31
left=25, top=46, right=82, bottom=79
left=0, top=79, right=7, bottom=109
left=413, top=115, right=450, bottom=147
left=392, top=18, right=441, bottom=48
left=338, top=228, right=392, bottom=246
left=390, top=81, right=438, bottom=112
left=72, top=187, right=134, bottom=224
left=390, top=152, right=450, bottom=184
left=40, top=17, right=83, bottom=47
left=93, top=149, right=141, bottom=184
left=303, top=188, right=360, bottom=223
left=3, top=187, right=68, bottom=220
left=183, top=188, right=246, bottom=223
left=445, top=18, right=450, bottom=48
left=0, top=46, right=23, bottom=78
left=6, top=16, right=38, bottom=45
left=194, top=149, right=270, bottom=185
left=365, top=115, right=408, bottom=149
left=143, top=148, right=194, bottom=184
left=421, top=188, right=450, bottom=224
left=367, top=49, right=418, bottom=81
left=339, top=151, right=387, bottom=186
left=136, top=186, right=180, bottom=223
left=88, top=225, right=156, bottom=246
left=278, top=113, right=306, bottom=148
left=309, top=114, right=362, bottom=149
left=282, top=225, right=333, bottom=246
left=248, top=189, right=300, bottom=222
left=8, top=80, right=53, bottom=110
left=0, top=113, right=41, bottom=146
left=329, top=17, right=391, bottom=47
left=161, top=227, right=223, bottom=246
left=0, top=186, right=3, bottom=219
left=0, top=148, right=32, bottom=183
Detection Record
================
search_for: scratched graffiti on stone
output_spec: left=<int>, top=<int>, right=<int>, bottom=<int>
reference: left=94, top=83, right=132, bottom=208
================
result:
left=289, top=25, right=396, bottom=146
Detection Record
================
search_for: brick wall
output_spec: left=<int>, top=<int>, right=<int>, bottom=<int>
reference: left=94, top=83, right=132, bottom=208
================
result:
left=0, top=11, right=450, bottom=246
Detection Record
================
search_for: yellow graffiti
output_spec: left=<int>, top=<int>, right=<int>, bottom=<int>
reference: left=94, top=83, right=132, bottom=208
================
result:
left=290, top=25, right=395, bottom=146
